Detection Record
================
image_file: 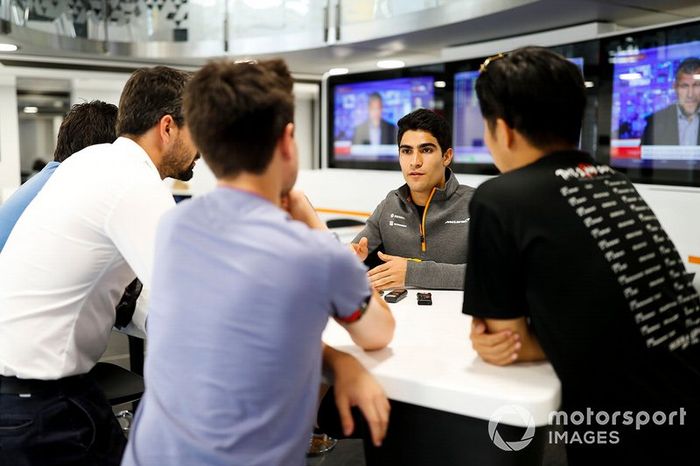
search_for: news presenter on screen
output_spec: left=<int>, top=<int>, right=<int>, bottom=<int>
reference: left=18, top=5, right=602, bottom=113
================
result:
left=641, top=57, right=700, bottom=146
left=351, top=92, right=397, bottom=145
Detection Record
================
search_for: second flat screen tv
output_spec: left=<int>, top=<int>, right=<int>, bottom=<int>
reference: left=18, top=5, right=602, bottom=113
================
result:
left=452, top=57, right=585, bottom=168
left=453, top=69, right=491, bottom=165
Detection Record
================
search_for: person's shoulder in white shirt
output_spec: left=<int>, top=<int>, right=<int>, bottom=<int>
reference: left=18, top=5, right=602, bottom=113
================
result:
left=0, top=138, right=175, bottom=379
left=0, top=67, right=201, bottom=466
left=0, top=65, right=200, bottom=380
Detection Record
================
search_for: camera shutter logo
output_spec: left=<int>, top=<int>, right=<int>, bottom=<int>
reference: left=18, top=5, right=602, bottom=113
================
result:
left=488, top=405, right=536, bottom=451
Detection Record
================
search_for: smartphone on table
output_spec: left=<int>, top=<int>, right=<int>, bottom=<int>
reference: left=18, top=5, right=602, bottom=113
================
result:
left=384, top=288, right=408, bottom=303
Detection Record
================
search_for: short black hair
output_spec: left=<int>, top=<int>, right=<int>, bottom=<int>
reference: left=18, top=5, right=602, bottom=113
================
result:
left=117, top=66, right=190, bottom=137
left=676, top=57, right=700, bottom=80
left=397, top=108, right=452, bottom=153
left=369, top=92, right=383, bottom=103
left=54, top=100, right=118, bottom=162
left=476, top=46, right=586, bottom=149
left=184, top=59, right=295, bottom=178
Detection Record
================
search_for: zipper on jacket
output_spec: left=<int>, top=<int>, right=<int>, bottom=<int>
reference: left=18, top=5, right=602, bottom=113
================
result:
left=418, top=187, right=437, bottom=252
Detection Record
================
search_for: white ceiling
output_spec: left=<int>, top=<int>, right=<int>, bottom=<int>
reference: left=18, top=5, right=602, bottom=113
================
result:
left=1, top=0, right=699, bottom=76
left=271, top=0, right=700, bottom=74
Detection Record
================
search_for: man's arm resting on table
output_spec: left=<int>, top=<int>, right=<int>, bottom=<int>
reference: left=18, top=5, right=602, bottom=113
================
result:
left=367, top=252, right=407, bottom=291
left=368, top=256, right=466, bottom=291
left=337, top=289, right=395, bottom=351
left=406, top=261, right=466, bottom=290
left=322, top=344, right=390, bottom=447
left=471, top=316, right=546, bottom=366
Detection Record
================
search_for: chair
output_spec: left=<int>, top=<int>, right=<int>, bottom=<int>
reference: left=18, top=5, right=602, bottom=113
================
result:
left=91, top=362, right=144, bottom=407
left=91, top=339, right=145, bottom=435
left=325, top=218, right=366, bottom=229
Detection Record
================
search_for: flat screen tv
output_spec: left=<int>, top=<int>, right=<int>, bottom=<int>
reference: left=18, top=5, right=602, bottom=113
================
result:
left=610, top=42, right=700, bottom=169
left=600, top=20, right=700, bottom=186
left=331, top=76, right=435, bottom=167
left=327, top=66, right=446, bottom=170
left=452, top=69, right=491, bottom=165
left=450, top=56, right=587, bottom=171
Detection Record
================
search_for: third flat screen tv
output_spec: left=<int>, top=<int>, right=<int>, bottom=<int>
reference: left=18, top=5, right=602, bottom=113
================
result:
left=610, top=41, right=700, bottom=170
left=601, top=19, right=700, bottom=186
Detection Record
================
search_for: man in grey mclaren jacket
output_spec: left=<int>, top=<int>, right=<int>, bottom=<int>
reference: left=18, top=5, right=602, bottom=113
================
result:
left=352, top=109, right=474, bottom=290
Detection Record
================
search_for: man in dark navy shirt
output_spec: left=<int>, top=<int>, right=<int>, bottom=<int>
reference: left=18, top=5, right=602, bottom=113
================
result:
left=463, top=47, right=700, bottom=465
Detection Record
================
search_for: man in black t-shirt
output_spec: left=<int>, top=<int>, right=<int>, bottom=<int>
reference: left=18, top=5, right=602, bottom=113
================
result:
left=463, top=47, right=700, bottom=465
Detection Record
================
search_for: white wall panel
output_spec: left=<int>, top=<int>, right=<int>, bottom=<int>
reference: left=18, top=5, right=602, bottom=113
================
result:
left=0, top=75, right=21, bottom=202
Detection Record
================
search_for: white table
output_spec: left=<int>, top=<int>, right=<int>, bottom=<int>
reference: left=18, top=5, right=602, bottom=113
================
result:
left=321, top=290, right=561, bottom=465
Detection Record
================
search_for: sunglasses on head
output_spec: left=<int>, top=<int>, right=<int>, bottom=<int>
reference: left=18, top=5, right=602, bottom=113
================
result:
left=479, top=52, right=508, bottom=73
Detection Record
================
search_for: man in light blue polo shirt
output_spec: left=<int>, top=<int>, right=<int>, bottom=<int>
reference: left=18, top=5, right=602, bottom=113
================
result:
left=0, top=101, right=118, bottom=251
left=122, top=59, right=395, bottom=466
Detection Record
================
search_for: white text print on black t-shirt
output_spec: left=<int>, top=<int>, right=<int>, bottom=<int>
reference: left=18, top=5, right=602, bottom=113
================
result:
left=555, top=163, right=700, bottom=353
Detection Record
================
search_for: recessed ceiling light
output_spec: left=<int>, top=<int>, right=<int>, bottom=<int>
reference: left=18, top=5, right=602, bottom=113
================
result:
left=327, top=68, right=349, bottom=76
left=377, top=59, right=405, bottom=69
left=434, top=81, right=447, bottom=88
left=0, top=43, right=18, bottom=52
left=584, top=81, right=595, bottom=88
left=23, top=106, right=38, bottom=114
